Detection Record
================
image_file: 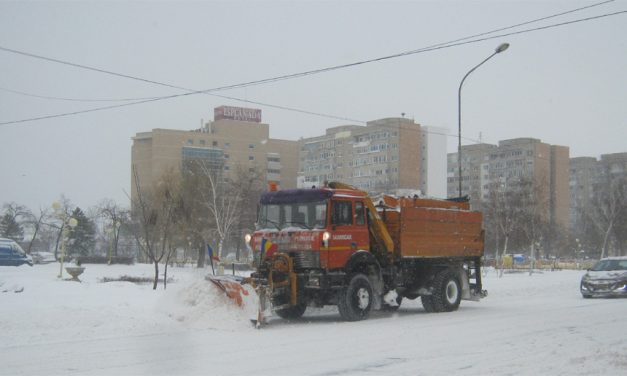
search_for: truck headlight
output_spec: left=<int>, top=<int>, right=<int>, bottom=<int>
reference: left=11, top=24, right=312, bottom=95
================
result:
left=322, top=231, right=330, bottom=247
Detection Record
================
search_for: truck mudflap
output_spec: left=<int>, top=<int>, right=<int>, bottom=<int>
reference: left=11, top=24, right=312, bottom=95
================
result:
left=462, top=259, right=488, bottom=301
left=459, top=267, right=485, bottom=301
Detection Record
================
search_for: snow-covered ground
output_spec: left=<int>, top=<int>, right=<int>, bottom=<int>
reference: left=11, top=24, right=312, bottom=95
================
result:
left=1, top=263, right=625, bottom=375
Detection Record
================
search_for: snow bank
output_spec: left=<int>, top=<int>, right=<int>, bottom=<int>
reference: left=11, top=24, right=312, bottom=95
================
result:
left=2, top=264, right=626, bottom=376
left=0, top=263, right=256, bottom=350
left=158, top=273, right=257, bottom=331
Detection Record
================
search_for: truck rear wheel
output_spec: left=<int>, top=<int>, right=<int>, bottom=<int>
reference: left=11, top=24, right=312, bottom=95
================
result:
left=338, top=273, right=373, bottom=321
left=432, top=270, right=462, bottom=312
left=421, top=295, right=436, bottom=313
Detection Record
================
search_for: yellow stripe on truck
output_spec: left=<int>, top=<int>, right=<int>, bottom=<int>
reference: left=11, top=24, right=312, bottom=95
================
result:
left=327, top=245, right=367, bottom=251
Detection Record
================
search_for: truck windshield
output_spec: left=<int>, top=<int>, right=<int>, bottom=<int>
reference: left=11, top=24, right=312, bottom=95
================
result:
left=257, top=200, right=327, bottom=230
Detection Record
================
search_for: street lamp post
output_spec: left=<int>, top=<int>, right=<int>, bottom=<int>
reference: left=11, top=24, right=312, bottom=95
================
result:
left=53, top=201, right=78, bottom=278
left=457, top=42, right=509, bottom=197
left=108, top=221, right=120, bottom=265
left=107, top=226, right=113, bottom=265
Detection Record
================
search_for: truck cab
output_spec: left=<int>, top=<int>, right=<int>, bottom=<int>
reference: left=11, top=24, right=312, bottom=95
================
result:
left=250, top=188, right=372, bottom=270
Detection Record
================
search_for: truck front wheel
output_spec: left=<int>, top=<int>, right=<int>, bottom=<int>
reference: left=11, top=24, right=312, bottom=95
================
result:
left=432, top=270, right=462, bottom=312
left=338, top=274, right=373, bottom=321
left=275, top=302, right=307, bottom=320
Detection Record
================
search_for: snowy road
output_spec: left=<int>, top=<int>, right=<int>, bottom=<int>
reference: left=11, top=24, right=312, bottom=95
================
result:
left=1, top=265, right=625, bottom=375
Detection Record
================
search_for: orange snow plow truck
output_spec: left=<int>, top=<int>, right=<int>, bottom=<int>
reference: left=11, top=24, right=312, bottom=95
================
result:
left=217, top=182, right=485, bottom=324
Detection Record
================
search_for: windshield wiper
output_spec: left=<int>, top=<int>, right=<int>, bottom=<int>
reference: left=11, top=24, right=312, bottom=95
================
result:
left=283, top=221, right=312, bottom=230
left=261, top=218, right=281, bottom=230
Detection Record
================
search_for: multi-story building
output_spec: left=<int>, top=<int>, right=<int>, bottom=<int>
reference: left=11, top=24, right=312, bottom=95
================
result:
left=447, top=143, right=498, bottom=207
left=131, top=106, right=298, bottom=201
left=447, top=138, right=570, bottom=228
left=570, top=152, right=627, bottom=228
left=298, top=118, right=424, bottom=193
left=569, top=157, right=598, bottom=227
left=598, top=152, right=627, bottom=180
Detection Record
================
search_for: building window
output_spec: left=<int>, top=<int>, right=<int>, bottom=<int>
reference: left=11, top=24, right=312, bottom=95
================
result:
left=212, top=141, right=218, bottom=147
left=187, top=139, right=193, bottom=145
left=249, top=156, right=254, bottom=161
left=249, top=144, right=255, bottom=149
left=199, top=140, right=206, bottom=146
left=181, top=147, right=224, bottom=172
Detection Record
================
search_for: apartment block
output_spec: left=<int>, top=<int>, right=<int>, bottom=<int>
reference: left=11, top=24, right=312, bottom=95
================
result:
left=447, top=143, right=497, bottom=206
left=569, top=157, right=598, bottom=226
left=598, top=152, right=627, bottom=178
left=570, top=152, right=627, bottom=227
left=131, top=106, right=298, bottom=201
left=298, top=118, right=423, bottom=193
left=447, top=138, right=570, bottom=228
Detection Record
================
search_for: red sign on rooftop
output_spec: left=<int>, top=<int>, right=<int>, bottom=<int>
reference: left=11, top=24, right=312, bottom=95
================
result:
left=214, top=106, right=262, bottom=123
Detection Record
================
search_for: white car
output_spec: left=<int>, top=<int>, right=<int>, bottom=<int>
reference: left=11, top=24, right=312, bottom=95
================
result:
left=31, top=251, right=57, bottom=264
left=580, top=256, right=627, bottom=298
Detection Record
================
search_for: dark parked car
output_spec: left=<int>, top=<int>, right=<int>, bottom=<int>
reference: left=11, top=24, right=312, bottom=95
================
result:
left=580, top=257, right=627, bottom=298
left=0, top=238, right=33, bottom=266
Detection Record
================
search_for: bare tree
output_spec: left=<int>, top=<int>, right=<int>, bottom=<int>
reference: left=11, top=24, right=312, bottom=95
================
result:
left=130, top=166, right=182, bottom=290
left=588, top=177, right=627, bottom=258
left=98, top=199, right=129, bottom=262
left=24, top=207, right=49, bottom=254
left=613, top=202, right=627, bottom=256
left=180, top=160, right=265, bottom=264
left=483, top=180, right=521, bottom=276
left=199, top=161, right=242, bottom=260
left=572, top=205, right=603, bottom=259
left=230, top=166, right=264, bottom=260
left=183, top=159, right=244, bottom=260
left=515, top=178, right=550, bottom=275
left=180, top=159, right=214, bottom=267
left=483, top=176, right=551, bottom=276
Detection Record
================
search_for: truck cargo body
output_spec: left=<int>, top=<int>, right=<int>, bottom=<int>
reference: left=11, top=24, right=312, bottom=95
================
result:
left=248, top=183, right=485, bottom=321
left=379, top=196, right=484, bottom=259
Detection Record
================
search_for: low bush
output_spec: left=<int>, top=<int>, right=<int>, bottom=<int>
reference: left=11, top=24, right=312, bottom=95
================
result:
left=100, top=275, right=174, bottom=284
left=76, top=256, right=134, bottom=265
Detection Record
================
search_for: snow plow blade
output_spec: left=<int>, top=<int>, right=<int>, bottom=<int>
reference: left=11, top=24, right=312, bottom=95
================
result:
left=205, top=275, right=265, bottom=327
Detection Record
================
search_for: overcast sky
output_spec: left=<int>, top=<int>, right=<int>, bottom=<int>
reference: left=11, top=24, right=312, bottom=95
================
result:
left=1, top=0, right=625, bottom=212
